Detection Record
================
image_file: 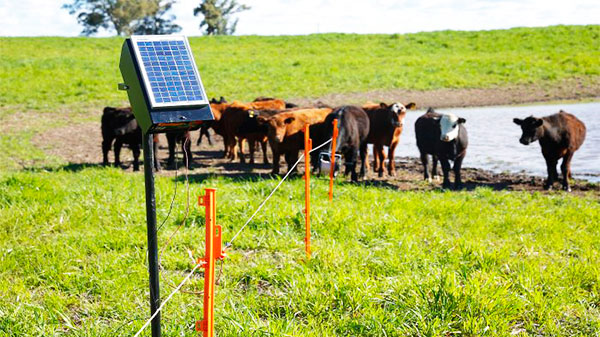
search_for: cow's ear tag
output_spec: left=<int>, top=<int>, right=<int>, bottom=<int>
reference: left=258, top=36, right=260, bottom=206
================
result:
left=249, top=110, right=255, bottom=118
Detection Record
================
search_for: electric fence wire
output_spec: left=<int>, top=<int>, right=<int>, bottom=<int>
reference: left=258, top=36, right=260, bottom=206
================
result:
left=133, top=136, right=334, bottom=337
left=133, top=262, right=203, bottom=337
left=225, top=137, right=333, bottom=249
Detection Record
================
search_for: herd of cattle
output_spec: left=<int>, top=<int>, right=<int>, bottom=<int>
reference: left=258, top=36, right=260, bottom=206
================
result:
left=102, top=97, right=587, bottom=191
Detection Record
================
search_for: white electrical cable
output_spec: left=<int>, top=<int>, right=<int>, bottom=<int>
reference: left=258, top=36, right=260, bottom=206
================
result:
left=133, top=137, right=334, bottom=337
left=133, top=262, right=202, bottom=337
left=226, top=138, right=333, bottom=247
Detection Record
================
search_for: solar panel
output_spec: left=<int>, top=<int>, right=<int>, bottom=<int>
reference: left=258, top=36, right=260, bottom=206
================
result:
left=130, top=35, right=208, bottom=108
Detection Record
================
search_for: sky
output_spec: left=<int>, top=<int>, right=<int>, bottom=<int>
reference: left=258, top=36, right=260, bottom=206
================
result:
left=0, top=0, right=598, bottom=37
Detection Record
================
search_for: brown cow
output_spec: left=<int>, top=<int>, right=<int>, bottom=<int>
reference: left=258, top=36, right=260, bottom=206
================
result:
left=258, top=108, right=333, bottom=174
left=513, top=110, right=586, bottom=191
left=363, top=102, right=416, bottom=177
left=197, top=97, right=227, bottom=146
left=220, top=99, right=287, bottom=162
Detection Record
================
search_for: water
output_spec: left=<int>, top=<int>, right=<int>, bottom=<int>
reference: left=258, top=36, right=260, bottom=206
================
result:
left=394, top=101, right=600, bottom=182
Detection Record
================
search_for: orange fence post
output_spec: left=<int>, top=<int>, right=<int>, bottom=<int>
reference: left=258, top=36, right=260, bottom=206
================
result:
left=304, top=125, right=312, bottom=259
left=196, top=188, right=223, bottom=337
left=328, top=119, right=339, bottom=201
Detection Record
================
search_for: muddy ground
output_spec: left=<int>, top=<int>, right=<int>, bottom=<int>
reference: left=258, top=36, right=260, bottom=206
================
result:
left=31, top=84, right=600, bottom=195
left=34, top=125, right=600, bottom=196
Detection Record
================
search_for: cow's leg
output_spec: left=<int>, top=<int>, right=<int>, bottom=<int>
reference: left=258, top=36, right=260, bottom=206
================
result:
left=432, top=154, right=439, bottom=181
left=453, top=156, right=465, bottom=189
left=388, top=142, right=398, bottom=176
left=237, top=138, right=245, bottom=163
left=560, top=152, right=574, bottom=192
left=375, top=145, right=385, bottom=178
left=248, top=139, right=256, bottom=165
left=440, top=158, right=452, bottom=189
left=271, top=150, right=281, bottom=175
left=261, top=140, right=269, bottom=164
left=131, top=142, right=141, bottom=171
left=114, top=138, right=123, bottom=168
left=420, top=152, right=430, bottom=181
left=344, top=147, right=358, bottom=182
left=359, top=142, right=368, bottom=179
left=166, top=133, right=176, bottom=169
left=364, top=147, right=370, bottom=172
left=102, top=138, right=112, bottom=166
left=284, top=151, right=299, bottom=175
left=544, top=157, right=558, bottom=190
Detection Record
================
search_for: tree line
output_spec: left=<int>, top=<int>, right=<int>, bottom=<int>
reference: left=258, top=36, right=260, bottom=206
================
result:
left=63, top=0, right=250, bottom=36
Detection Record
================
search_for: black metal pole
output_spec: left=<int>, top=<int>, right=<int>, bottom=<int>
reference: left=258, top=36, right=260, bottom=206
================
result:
left=143, top=132, right=161, bottom=337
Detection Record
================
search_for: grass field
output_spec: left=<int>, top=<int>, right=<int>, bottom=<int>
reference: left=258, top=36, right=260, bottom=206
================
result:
left=0, top=25, right=599, bottom=112
left=1, top=168, right=600, bottom=336
left=2, top=25, right=600, bottom=336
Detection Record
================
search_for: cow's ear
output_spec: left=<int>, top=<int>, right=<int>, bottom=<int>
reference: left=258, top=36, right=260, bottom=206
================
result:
left=405, top=102, right=417, bottom=110
left=513, top=118, right=523, bottom=125
left=284, top=117, right=295, bottom=124
left=103, top=107, right=115, bottom=114
left=457, top=117, right=466, bottom=124
left=220, top=96, right=227, bottom=103
left=379, top=102, right=387, bottom=108
left=534, top=119, right=543, bottom=127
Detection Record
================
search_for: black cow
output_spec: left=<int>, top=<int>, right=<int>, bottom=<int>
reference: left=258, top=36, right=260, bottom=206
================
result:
left=317, top=106, right=370, bottom=182
left=415, top=108, right=468, bottom=189
left=513, top=110, right=586, bottom=191
left=101, top=107, right=160, bottom=171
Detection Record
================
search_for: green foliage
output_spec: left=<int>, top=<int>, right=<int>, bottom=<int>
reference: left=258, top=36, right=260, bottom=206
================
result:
left=194, top=0, right=250, bottom=35
left=0, top=25, right=598, bottom=112
left=0, top=169, right=599, bottom=336
left=62, top=0, right=180, bottom=36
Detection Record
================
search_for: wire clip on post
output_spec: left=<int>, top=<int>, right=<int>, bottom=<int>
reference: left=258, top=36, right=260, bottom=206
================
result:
left=303, top=125, right=312, bottom=259
left=196, top=188, right=224, bottom=337
left=328, top=119, right=339, bottom=201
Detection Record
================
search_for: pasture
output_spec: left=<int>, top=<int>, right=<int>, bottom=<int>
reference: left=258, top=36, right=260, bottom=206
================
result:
left=1, top=24, right=600, bottom=336
left=1, top=168, right=600, bottom=336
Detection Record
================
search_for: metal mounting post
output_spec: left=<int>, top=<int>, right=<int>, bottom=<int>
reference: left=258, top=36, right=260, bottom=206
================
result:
left=196, top=188, right=223, bottom=337
left=143, top=132, right=162, bottom=337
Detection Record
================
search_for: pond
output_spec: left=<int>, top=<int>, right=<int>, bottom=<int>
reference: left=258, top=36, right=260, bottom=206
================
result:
left=394, top=101, right=600, bottom=182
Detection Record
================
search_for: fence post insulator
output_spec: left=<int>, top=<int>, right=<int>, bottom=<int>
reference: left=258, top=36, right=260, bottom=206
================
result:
left=196, top=188, right=220, bottom=337
left=304, top=125, right=311, bottom=259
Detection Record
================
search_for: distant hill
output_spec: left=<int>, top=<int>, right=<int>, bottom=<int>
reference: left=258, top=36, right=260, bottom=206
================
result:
left=0, top=25, right=599, bottom=110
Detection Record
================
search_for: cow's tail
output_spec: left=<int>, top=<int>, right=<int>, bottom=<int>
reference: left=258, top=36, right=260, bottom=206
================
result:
left=331, top=106, right=346, bottom=153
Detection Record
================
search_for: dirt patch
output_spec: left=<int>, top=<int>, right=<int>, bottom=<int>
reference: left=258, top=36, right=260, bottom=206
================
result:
left=33, top=123, right=599, bottom=196
left=30, top=82, right=599, bottom=195
left=289, top=78, right=600, bottom=108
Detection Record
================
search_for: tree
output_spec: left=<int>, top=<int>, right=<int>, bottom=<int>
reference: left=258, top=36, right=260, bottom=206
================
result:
left=133, top=1, right=181, bottom=35
left=63, top=0, right=181, bottom=36
left=193, top=0, right=250, bottom=35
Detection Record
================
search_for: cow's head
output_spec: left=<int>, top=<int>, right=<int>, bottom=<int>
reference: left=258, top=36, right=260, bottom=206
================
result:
left=380, top=102, right=416, bottom=127
left=258, top=114, right=295, bottom=144
left=513, top=116, right=544, bottom=145
left=440, top=113, right=466, bottom=142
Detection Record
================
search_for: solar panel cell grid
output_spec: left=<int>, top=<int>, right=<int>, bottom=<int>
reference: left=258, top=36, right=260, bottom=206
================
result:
left=134, top=38, right=205, bottom=106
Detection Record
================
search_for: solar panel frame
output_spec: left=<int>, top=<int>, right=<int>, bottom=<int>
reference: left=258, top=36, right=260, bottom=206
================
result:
left=130, top=35, right=209, bottom=109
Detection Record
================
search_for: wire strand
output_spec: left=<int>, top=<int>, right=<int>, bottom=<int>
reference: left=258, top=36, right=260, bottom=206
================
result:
left=226, top=138, right=332, bottom=248
left=133, top=262, right=202, bottom=337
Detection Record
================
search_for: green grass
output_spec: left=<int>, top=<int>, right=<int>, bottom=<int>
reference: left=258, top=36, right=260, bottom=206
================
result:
left=1, top=168, right=600, bottom=336
left=1, top=25, right=599, bottom=112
